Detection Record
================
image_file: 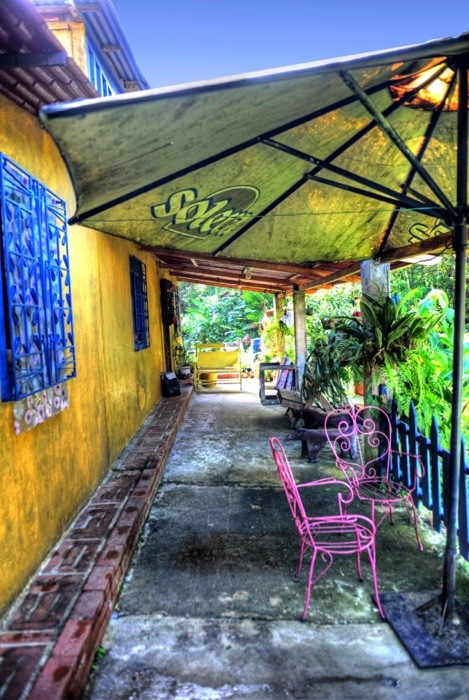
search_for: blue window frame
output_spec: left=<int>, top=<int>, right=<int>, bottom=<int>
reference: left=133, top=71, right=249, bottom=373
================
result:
left=130, top=256, right=150, bottom=351
left=86, top=43, right=115, bottom=97
left=0, top=154, right=76, bottom=401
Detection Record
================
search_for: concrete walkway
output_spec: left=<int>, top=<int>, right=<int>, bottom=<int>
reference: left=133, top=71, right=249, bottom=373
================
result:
left=84, top=383, right=469, bottom=699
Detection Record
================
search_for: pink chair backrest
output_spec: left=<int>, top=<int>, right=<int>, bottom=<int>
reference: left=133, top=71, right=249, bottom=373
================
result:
left=269, top=436, right=310, bottom=539
left=325, top=405, right=392, bottom=483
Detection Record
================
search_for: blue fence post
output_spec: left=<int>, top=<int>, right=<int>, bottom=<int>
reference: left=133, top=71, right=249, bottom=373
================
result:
left=417, top=432, right=431, bottom=507
left=407, top=403, right=419, bottom=489
left=390, top=400, right=468, bottom=560
left=390, top=399, right=400, bottom=479
left=430, top=417, right=444, bottom=532
left=459, top=436, right=469, bottom=560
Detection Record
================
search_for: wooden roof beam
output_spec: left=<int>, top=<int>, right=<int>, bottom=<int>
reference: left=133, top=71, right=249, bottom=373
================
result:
left=175, top=275, right=284, bottom=294
left=169, top=270, right=290, bottom=291
left=301, top=263, right=361, bottom=290
left=159, top=264, right=287, bottom=286
left=377, top=231, right=452, bottom=264
left=142, top=246, right=326, bottom=278
left=301, top=232, right=452, bottom=290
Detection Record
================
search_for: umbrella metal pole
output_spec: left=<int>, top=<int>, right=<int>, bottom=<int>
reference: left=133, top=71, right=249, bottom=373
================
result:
left=442, top=228, right=467, bottom=615
left=443, top=219, right=467, bottom=619
left=442, top=56, right=468, bottom=621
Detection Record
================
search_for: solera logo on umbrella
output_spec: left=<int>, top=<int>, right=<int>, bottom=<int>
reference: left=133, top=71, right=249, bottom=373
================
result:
left=408, top=219, right=450, bottom=244
left=150, top=186, right=259, bottom=238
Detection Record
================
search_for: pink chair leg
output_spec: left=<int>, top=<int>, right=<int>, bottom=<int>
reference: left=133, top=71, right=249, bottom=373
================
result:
left=366, top=546, right=385, bottom=620
left=294, top=541, right=306, bottom=581
left=302, top=549, right=318, bottom=621
left=356, top=550, right=364, bottom=582
left=407, top=499, right=423, bottom=551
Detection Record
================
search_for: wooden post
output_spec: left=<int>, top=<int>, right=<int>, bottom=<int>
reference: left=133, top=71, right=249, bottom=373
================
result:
left=360, top=260, right=390, bottom=466
left=293, top=287, right=307, bottom=391
left=274, top=292, right=286, bottom=358
left=360, top=260, right=390, bottom=404
left=360, top=259, right=390, bottom=295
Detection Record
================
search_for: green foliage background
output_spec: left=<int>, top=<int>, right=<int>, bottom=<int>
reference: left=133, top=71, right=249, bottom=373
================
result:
left=177, top=254, right=467, bottom=449
left=178, top=284, right=272, bottom=348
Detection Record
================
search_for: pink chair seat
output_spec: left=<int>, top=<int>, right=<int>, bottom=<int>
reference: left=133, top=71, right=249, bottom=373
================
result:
left=358, top=478, right=413, bottom=502
left=304, top=516, right=377, bottom=559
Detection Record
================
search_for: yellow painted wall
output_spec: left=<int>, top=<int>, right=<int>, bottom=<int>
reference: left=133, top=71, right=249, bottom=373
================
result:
left=46, top=20, right=88, bottom=76
left=0, top=95, right=167, bottom=615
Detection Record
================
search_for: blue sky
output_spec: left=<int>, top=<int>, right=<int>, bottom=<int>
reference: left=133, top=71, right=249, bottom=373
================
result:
left=114, top=0, right=467, bottom=88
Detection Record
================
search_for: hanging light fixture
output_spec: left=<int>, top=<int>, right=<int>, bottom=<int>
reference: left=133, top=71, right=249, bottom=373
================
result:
left=399, top=253, right=443, bottom=265
left=389, top=61, right=462, bottom=111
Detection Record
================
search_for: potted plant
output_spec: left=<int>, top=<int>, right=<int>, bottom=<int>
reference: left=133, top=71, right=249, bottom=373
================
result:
left=305, top=291, right=441, bottom=406
left=173, top=337, right=193, bottom=379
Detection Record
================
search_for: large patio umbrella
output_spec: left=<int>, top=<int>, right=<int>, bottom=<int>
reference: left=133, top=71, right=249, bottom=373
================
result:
left=39, top=33, right=468, bottom=621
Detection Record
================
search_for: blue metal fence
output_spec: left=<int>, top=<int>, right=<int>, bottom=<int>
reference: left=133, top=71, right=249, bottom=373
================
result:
left=390, top=400, right=469, bottom=561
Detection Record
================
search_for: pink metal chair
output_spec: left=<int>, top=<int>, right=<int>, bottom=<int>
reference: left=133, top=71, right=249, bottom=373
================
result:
left=269, top=436, right=384, bottom=621
left=324, top=405, right=425, bottom=550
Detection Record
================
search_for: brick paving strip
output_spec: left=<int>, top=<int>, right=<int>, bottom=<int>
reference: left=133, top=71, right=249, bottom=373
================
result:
left=0, top=386, right=192, bottom=700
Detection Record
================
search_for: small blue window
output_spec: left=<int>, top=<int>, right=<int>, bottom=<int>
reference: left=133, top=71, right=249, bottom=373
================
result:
left=0, top=154, right=76, bottom=401
left=130, top=256, right=150, bottom=351
left=86, top=43, right=115, bottom=97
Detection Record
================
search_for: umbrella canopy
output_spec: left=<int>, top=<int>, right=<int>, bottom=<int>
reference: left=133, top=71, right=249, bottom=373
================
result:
left=39, top=34, right=469, bottom=291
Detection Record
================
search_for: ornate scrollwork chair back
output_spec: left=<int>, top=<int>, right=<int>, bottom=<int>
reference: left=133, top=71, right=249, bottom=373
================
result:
left=325, top=405, right=425, bottom=551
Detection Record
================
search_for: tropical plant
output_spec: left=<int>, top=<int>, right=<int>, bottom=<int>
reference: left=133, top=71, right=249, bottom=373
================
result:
left=333, top=290, right=442, bottom=369
left=383, top=290, right=469, bottom=447
left=172, top=335, right=193, bottom=369
left=392, top=253, right=469, bottom=330
left=302, top=333, right=360, bottom=407
left=259, top=317, right=294, bottom=362
left=305, top=284, right=360, bottom=351
left=304, top=291, right=442, bottom=407
left=178, top=283, right=272, bottom=346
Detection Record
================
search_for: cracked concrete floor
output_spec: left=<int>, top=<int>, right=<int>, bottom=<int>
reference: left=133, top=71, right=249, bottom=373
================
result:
left=84, top=383, right=469, bottom=699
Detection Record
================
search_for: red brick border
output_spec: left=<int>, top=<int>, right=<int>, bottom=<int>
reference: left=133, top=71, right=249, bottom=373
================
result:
left=0, top=386, right=192, bottom=699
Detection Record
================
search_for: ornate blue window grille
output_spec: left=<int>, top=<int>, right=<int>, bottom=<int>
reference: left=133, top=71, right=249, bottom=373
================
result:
left=0, top=154, right=76, bottom=401
left=130, top=256, right=150, bottom=351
